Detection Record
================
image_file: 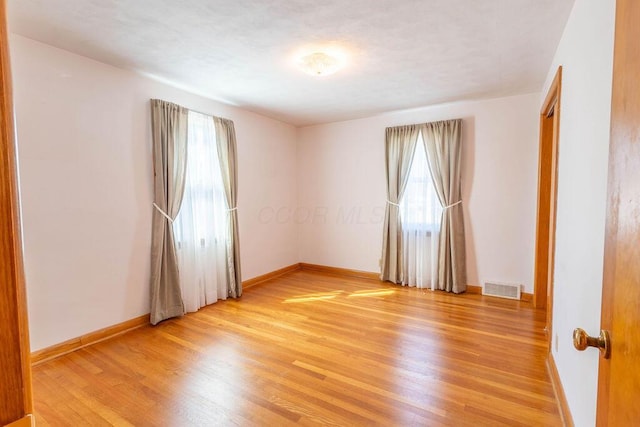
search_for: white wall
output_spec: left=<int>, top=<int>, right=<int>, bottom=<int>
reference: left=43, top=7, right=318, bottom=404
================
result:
left=297, top=93, right=540, bottom=293
left=542, top=1, right=616, bottom=426
left=10, top=35, right=299, bottom=351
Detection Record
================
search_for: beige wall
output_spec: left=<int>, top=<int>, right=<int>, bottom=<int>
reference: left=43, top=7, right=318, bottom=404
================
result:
left=541, top=1, right=616, bottom=425
left=10, top=35, right=299, bottom=351
left=297, top=93, right=540, bottom=293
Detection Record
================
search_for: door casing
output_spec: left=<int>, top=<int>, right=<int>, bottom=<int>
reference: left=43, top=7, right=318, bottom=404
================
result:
left=0, top=0, right=34, bottom=424
left=533, top=67, right=562, bottom=348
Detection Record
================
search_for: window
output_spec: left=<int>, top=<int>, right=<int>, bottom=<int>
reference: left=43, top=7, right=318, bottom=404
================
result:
left=400, top=133, right=442, bottom=231
left=399, top=132, right=442, bottom=289
left=174, top=111, right=228, bottom=248
left=173, top=110, right=229, bottom=311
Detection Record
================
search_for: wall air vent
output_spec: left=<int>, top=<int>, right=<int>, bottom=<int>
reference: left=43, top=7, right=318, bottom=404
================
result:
left=482, top=281, right=522, bottom=300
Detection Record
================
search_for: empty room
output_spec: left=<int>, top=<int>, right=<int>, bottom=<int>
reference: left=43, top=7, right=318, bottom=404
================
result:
left=2, top=0, right=638, bottom=426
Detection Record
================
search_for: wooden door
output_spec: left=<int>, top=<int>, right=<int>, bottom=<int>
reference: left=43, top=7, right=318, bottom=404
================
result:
left=596, top=0, right=640, bottom=424
left=0, top=0, right=34, bottom=425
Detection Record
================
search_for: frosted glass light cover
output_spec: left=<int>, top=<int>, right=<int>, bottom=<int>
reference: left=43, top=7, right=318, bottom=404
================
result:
left=297, top=52, right=343, bottom=76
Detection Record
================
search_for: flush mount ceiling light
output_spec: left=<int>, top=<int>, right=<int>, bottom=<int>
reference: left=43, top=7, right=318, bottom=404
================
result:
left=296, top=51, right=345, bottom=77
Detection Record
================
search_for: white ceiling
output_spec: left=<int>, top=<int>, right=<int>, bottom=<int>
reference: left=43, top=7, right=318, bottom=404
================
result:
left=7, top=0, right=575, bottom=126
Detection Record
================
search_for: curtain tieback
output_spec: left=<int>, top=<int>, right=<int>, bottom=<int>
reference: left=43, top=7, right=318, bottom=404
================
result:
left=443, top=200, right=462, bottom=209
left=386, top=200, right=400, bottom=207
left=227, top=207, right=238, bottom=211
left=153, top=203, right=174, bottom=223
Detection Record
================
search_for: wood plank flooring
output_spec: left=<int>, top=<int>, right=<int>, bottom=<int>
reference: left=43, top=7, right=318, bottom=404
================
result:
left=32, top=270, right=561, bottom=426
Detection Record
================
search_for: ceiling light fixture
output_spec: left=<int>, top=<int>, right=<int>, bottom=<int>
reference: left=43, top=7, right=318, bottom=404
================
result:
left=296, top=51, right=344, bottom=77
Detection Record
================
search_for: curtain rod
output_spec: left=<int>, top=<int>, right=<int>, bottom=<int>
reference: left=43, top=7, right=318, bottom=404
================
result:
left=151, top=98, right=233, bottom=123
left=385, top=118, right=463, bottom=131
left=189, top=107, right=233, bottom=123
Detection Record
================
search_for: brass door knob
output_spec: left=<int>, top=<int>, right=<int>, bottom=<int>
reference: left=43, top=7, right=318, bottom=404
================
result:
left=573, top=328, right=611, bottom=359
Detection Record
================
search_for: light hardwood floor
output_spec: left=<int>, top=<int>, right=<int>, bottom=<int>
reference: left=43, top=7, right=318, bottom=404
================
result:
left=32, top=270, right=561, bottom=426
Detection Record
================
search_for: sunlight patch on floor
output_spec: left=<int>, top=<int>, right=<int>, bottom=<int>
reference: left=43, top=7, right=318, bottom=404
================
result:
left=283, top=288, right=395, bottom=303
left=347, top=289, right=395, bottom=298
left=283, top=290, right=344, bottom=303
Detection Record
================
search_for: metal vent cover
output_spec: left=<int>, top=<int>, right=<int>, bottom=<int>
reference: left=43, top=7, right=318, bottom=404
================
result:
left=482, top=281, right=521, bottom=300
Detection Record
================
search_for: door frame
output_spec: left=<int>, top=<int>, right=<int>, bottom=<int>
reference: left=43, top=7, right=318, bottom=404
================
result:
left=533, top=66, right=562, bottom=345
left=0, top=0, right=34, bottom=424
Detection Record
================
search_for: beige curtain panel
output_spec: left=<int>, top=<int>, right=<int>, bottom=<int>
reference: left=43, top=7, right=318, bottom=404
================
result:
left=214, top=117, right=243, bottom=298
left=422, top=119, right=467, bottom=293
left=149, top=99, right=188, bottom=325
left=380, top=124, right=420, bottom=283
